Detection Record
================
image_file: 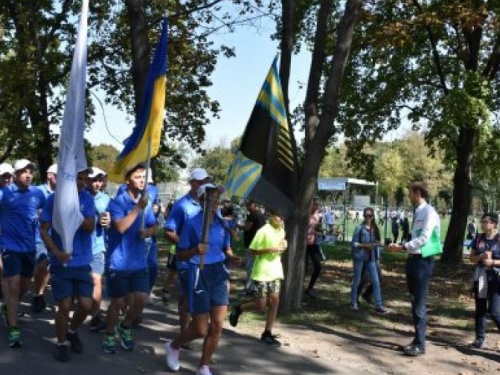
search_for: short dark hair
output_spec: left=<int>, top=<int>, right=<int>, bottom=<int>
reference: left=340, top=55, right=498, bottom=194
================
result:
left=409, top=181, right=429, bottom=199
left=125, top=163, right=146, bottom=180
left=482, top=212, right=499, bottom=225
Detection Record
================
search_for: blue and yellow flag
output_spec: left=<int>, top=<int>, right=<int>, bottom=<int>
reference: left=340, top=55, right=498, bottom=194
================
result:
left=110, top=17, right=168, bottom=181
left=224, top=56, right=298, bottom=218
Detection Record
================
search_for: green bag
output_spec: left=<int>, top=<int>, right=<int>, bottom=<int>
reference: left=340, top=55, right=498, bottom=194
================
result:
left=418, top=227, right=442, bottom=258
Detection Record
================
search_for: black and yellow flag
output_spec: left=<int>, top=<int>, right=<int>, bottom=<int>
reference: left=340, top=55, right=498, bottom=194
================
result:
left=224, top=56, right=298, bottom=218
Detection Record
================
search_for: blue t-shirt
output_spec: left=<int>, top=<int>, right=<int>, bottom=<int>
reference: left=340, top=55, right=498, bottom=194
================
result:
left=116, top=183, right=158, bottom=204
left=116, top=184, right=158, bottom=265
left=0, top=183, right=46, bottom=252
left=35, top=184, right=54, bottom=244
left=91, top=191, right=110, bottom=255
left=107, top=191, right=156, bottom=271
left=164, top=192, right=201, bottom=269
left=41, top=189, right=95, bottom=267
left=178, top=212, right=229, bottom=265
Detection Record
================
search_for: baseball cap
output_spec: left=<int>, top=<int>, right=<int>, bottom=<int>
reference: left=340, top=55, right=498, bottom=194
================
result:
left=0, top=163, right=14, bottom=176
left=189, top=168, right=210, bottom=182
left=89, top=167, right=106, bottom=179
left=47, top=164, right=57, bottom=174
left=197, top=183, right=217, bottom=198
left=14, top=159, right=36, bottom=172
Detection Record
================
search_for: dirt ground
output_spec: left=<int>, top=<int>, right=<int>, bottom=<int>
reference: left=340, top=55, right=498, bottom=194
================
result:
left=227, top=300, right=500, bottom=374
left=222, top=249, right=500, bottom=375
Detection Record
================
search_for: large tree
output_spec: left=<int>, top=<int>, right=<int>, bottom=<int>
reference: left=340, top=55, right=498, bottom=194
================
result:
left=278, top=0, right=363, bottom=313
left=337, top=0, right=500, bottom=263
left=0, top=0, right=250, bottom=176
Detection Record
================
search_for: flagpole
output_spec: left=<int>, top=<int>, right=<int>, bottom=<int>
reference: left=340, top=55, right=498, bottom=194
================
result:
left=141, top=136, right=153, bottom=231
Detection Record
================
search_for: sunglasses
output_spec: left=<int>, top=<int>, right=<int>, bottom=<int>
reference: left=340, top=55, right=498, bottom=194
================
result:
left=364, top=214, right=374, bottom=218
left=481, top=220, right=492, bottom=224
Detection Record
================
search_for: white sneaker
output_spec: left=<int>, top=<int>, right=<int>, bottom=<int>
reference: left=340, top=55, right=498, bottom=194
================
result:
left=165, top=341, right=180, bottom=372
left=195, top=365, right=213, bottom=375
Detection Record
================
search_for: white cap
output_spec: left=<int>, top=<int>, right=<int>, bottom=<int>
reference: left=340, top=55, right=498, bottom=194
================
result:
left=14, top=159, right=36, bottom=172
left=189, top=167, right=210, bottom=182
left=47, top=164, right=57, bottom=174
left=77, top=166, right=93, bottom=174
left=89, top=167, right=106, bottom=179
left=0, top=163, right=14, bottom=176
left=197, top=183, right=217, bottom=198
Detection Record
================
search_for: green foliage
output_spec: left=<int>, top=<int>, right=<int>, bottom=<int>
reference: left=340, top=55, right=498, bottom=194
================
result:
left=192, top=142, right=235, bottom=184
left=88, top=143, right=119, bottom=175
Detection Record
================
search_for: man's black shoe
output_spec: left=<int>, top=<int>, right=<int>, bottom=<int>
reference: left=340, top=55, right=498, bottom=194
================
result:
left=404, top=345, right=425, bottom=356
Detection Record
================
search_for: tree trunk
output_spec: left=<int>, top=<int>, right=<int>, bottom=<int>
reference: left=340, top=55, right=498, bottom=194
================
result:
left=441, top=127, right=476, bottom=263
left=124, top=0, right=151, bottom=117
left=279, top=0, right=295, bottom=112
left=280, top=0, right=362, bottom=313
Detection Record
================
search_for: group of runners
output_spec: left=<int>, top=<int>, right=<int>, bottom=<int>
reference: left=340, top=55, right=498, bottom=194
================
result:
left=0, top=162, right=287, bottom=375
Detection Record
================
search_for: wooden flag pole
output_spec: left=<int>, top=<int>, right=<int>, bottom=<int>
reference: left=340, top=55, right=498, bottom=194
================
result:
left=141, top=136, right=153, bottom=230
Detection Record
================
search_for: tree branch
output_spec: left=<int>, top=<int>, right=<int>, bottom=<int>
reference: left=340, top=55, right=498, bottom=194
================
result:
left=304, top=0, right=334, bottom=144
left=411, top=0, right=448, bottom=93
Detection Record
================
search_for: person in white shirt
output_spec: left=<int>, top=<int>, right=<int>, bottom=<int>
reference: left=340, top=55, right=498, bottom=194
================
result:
left=388, top=181, right=440, bottom=357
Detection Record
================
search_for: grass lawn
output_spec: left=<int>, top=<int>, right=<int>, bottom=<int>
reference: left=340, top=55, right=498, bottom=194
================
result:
left=156, top=218, right=475, bottom=339
left=221, top=238, right=475, bottom=337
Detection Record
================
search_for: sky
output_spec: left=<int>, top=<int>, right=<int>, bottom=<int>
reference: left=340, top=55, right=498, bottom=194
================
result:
left=85, top=24, right=312, bottom=150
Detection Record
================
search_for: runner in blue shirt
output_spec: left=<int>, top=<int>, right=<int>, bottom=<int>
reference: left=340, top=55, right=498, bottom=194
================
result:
left=163, top=167, right=211, bottom=343
left=165, top=183, right=231, bottom=375
left=0, top=159, right=46, bottom=348
left=0, top=162, right=14, bottom=301
left=86, top=167, right=110, bottom=332
left=32, top=163, right=57, bottom=314
left=116, top=172, right=159, bottom=286
left=115, top=170, right=159, bottom=327
left=102, top=163, right=156, bottom=354
left=41, top=168, right=95, bottom=362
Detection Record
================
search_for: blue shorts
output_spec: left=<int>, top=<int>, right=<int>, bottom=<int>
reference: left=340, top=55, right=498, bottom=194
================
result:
left=188, top=262, right=229, bottom=315
left=90, top=252, right=105, bottom=275
left=35, top=242, right=48, bottom=263
left=178, top=267, right=189, bottom=297
left=51, top=265, right=93, bottom=301
left=106, top=268, right=149, bottom=298
left=2, top=250, right=36, bottom=278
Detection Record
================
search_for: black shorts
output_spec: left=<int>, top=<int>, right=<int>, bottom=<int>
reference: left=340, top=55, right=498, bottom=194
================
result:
left=167, top=253, right=177, bottom=270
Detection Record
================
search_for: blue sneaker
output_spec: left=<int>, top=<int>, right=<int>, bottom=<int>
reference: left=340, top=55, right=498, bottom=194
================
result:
left=8, top=327, right=22, bottom=348
left=115, top=322, right=134, bottom=351
left=102, top=334, right=118, bottom=354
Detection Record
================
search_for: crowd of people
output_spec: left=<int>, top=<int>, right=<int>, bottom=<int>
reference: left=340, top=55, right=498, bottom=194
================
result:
left=1, top=162, right=496, bottom=372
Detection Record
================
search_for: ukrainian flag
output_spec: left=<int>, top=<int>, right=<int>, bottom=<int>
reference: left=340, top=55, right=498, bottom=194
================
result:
left=110, top=17, right=168, bottom=181
left=224, top=56, right=298, bottom=218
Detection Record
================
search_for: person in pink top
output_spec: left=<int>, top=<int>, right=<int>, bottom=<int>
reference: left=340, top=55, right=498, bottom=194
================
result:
left=305, top=197, right=324, bottom=298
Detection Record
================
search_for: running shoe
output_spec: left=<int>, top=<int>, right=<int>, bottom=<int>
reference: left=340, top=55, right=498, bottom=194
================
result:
left=32, top=295, right=47, bottom=314
left=195, top=365, right=213, bottom=375
left=67, top=331, right=83, bottom=353
left=89, top=314, right=107, bottom=332
left=54, top=344, right=69, bottom=362
left=8, top=326, right=22, bottom=348
left=116, top=322, right=134, bottom=350
left=102, top=334, right=118, bottom=354
left=229, top=304, right=242, bottom=327
left=260, top=331, right=281, bottom=347
left=165, top=340, right=180, bottom=372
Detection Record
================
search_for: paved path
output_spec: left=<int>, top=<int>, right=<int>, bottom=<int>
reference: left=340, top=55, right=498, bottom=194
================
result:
left=0, top=295, right=344, bottom=375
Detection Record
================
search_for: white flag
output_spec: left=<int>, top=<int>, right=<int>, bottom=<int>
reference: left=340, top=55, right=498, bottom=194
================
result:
left=53, top=0, right=89, bottom=254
